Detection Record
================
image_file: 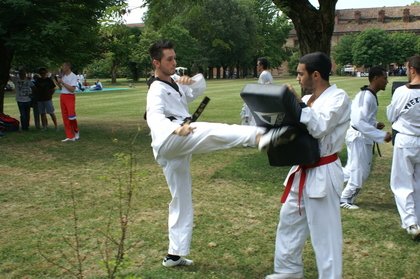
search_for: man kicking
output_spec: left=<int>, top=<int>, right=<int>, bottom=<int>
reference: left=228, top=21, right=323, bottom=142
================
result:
left=146, top=39, right=290, bottom=267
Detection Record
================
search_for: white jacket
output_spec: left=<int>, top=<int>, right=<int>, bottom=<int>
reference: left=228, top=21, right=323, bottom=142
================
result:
left=285, top=84, right=351, bottom=197
left=146, top=74, right=206, bottom=158
left=346, top=88, right=386, bottom=144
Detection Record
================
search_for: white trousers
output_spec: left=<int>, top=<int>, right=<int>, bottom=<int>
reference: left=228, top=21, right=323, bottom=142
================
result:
left=157, top=122, right=262, bottom=255
left=390, top=143, right=420, bottom=229
left=274, top=179, right=342, bottom=279
left=240, top=103, right=256, bottom=126
left=341, top=138, right=373, bottom=203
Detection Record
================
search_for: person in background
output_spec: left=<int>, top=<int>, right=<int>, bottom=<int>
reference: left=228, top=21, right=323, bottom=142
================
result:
left=90, top=80, right=103, bottom=90
left=257, top=57, right=274, bottom=85
left=9, top=69, right=33, bottom=131
left=34, top=67, right=58, bottom=130
left=340, top=66, right=392, bottom=210
left=30, top=74, right=41, bottom=129
left=56, top=62, right=79, bottom=142
left=240, top=57, right=273, bottom=128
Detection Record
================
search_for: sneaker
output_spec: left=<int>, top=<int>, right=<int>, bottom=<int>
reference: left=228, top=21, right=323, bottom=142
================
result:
left=258, top=126, right=297, bottom=151
left=61, top=137, right=76, bottom=142
left=265, top=272, right=303, bottom=279
left=340, top=202, right=359, bottom=210
left=74, top=131, right=80, bottom=140
left=162, top=256, right=193, bottom=267
left=406, top=224, right=420, bottom=240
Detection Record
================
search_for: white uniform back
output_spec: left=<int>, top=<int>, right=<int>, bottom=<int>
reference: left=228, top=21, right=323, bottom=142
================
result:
left=387, top=85, right=420, bottom=137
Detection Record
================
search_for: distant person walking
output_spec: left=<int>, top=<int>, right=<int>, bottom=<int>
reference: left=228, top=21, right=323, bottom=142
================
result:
left=340, top=66, right=392, bottom=209
left=57, top=62, right=79, bottom=142
left=240, top=57, right=273, bottom=127
left=257, top=57, right=273, bottom=85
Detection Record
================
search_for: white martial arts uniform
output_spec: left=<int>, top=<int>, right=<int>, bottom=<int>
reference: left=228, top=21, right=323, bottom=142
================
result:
left=258, top=70, right=274, bottom=85
left=341, top=87, right=387, bottom=203
left=240, top=70, right=273, bottom=126
left=146, top=74, right=263, bottom=256
left=387, top=84, right=420, bottom=230
left=273, top=85, right=350, bottom=279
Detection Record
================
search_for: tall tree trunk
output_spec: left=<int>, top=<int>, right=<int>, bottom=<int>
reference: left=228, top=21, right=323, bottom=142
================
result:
left=272, top=0, right=337, bottom=56
left=0, top=41, right=14, bottom=114
left=208, top=66, right=213, bottom=79
left=111, top=61, right=118, bottom=84
left=216, top=67, right=221, bottom=79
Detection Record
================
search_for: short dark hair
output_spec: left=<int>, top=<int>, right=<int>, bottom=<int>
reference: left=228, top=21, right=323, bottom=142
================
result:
left=149, top=40, right=174, bottom=61
left=299, top=52, right=331, bottom=81
left=64, top=62, right=71, bottom=67
left=257, top=57, right=269, bottom=69
left=38, top=67, right=48, bottom=75
left=368, top=66, right=386, bottom=82
left=408, top=55, right=420, bottom=74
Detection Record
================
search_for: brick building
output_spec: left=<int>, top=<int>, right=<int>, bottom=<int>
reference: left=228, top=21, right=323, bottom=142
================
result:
left=280, top=5, right=420, bottom=75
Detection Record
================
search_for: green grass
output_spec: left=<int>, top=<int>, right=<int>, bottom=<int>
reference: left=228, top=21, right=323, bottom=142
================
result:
left=0, top=75, right=417, bottom=279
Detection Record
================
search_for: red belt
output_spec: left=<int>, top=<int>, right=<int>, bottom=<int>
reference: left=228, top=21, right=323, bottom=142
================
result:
left=281, top=153, right=339, bottom=214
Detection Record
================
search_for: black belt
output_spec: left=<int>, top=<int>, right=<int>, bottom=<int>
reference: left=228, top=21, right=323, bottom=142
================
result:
left=351, top=126, right=381, bottom=157
left=167, top=96, right=211, bottom=126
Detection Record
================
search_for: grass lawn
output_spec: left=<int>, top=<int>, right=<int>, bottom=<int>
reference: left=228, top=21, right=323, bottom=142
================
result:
left=0, top=75, right=417, bottom=279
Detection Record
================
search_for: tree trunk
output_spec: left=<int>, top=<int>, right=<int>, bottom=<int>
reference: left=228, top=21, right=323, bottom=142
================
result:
left=208, top=66, right=213, bottom=79
left=0, top=41, right=14, bottom=114
left=111, top=61, right=118, bottom=84
left=272, top=0, right=337, bottom=56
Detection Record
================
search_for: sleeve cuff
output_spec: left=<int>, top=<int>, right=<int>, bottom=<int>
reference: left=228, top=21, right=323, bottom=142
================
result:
left=300, top=107, right=310, bottom=124
left=299, top=102, right=307, bottom=108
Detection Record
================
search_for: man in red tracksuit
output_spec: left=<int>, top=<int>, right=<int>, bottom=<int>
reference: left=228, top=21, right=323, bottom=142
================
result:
left=57, top=62, right=80, bottom=142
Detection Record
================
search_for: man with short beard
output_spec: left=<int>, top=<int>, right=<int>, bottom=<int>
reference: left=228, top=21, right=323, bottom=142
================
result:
left=340, top=67, right=392, bottom=210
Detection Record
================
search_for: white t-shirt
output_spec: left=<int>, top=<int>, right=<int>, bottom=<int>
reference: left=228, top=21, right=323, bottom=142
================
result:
left=61, top=72, right=78, bottom=94
left=258, top=70, right=273, bottom=84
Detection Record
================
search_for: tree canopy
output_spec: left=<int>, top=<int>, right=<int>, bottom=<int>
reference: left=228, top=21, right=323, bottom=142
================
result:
left=139, top=0, right=291, bottom=78
left=334, top=30, right=419, bottom=68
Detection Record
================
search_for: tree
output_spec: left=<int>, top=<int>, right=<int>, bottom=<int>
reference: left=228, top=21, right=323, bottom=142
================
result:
left=184, top=0, right=259, bottom=78
left=130, top=29, right=162, bottom=80
left=352, top=29, right=392, bottom=67
left=252, top=0, right=292, bottom=74
left=99, top=24, right=140, bottom=83
left=389, top=32, right=419, bottom=65
left=0, top=0, right=125, bottom=113
left=333, top=34, right=356, bottom=66
left=272, top=0, right=338, bottom=56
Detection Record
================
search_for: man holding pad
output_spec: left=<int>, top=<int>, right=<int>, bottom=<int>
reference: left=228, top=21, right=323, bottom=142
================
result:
left=265, top=52, right=350, bottom=279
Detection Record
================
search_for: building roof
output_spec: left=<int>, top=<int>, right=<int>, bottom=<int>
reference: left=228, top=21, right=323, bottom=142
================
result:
left=288, top=5, right=420, bottom=36
left=334, top=5, right=420, bottom=34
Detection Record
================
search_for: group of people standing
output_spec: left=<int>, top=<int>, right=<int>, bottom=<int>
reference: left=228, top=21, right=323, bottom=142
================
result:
left=9, top=62, right=80, bottom=142
left=9, top=68, right=57, bottom=131
left=145, top=38, right=420, bottom=279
